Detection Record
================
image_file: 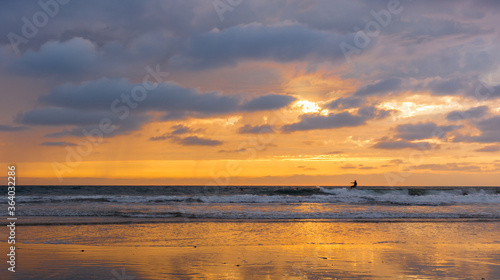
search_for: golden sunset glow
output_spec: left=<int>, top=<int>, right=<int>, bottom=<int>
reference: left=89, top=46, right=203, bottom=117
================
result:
left=0, top=1, right=499, bottom=187
left=2, top=2, right=500, bottom=280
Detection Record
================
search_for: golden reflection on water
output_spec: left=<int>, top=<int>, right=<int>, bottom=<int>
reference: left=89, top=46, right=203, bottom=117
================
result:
left=4, top=221, right=500, bottom=279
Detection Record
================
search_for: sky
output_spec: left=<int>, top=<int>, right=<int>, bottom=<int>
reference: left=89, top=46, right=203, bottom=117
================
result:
left=1, top=0, right=500, bottom=186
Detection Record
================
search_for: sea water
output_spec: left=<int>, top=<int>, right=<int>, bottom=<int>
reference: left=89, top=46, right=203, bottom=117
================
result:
left=7, top=185, right=500, bottom=224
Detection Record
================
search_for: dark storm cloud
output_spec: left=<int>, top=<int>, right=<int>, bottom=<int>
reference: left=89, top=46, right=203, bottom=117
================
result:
left=353, top=78, right=401, bottom=97
left=0, top=1, right=214, bottom=52
left=9, top=38, right=96, bottom=76
left=446, top=106, right=488, bottom=121
left=169, top=23, right=355, bottom=69
left=19, top=107, right=151, bottom=138
left=38, top=79, right=295, bottom=115
left=2, top=0, right=499, bottom=86
left=394, top=122, right=461, bottom=141
left=1, top=0, right=495, bottom=50
left=7, top=35, right=177, bottom=81
left=238, top=124, right=274, bottom=134
left=20, top=108, right=120, bottom=126
left=3, top=0, right=500, bottom=145
left=0, top=124, right=29, bottom=132
left=372, top=139, right=433, bottom=150
left=42, top=114, right=151, bottom=138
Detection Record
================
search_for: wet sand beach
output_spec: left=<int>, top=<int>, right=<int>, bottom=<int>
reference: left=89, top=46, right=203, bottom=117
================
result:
left=3, top=221, right=500, bottom=279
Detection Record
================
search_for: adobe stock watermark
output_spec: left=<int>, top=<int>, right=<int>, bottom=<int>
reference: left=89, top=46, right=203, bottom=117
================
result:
left=7, top=0, right=71, bottom=54
left=340, top=0, right=405, bottom=63
left=213, top=0, right=243, bottom=21
left=51, top=65, right=169, bottom=181
left=384, top=75, right=497, bottom=186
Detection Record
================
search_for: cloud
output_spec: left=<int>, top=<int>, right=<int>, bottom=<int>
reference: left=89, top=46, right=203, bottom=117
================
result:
left=395, top=122, right=462, bottom=141
left=474, top=145, right=500, bottom=153
left=358, top=106, right=393, bottom=119
left=413, top=163, right=481, bottom=172
left=340, top=163, right=375, bottom=170
left=20, top=108, right=152, bottom=138
left=359, top=166, right=374, bottom=170
left=446, top=106, right=488, bottom=121
left=327, top=97, right=363, bottom=109
left=361, top=44, right=498, bottom=84
left=150, top=125, right=222, bottom=146
left=170, top=23, right=354, bottom=69
left=427, top=78, right=469, bottom=96
left=398, top=48, right=463, bottom=80
left=218, top=148, right=248, bottom=153
left=373, top=139, right=433, bottom=150
left=241, top=94, right=296, bottom=112
left=323, top=151, right=343, bottom=155
left=171, top=124, right=202, bottom=135
left=0, top=124, right=29, bottom=132
left=481, top=84, right=500, bottom=100
left=454, top=116, right=500, bottom=143
left=40, top=141, right=77, bottom=147
left=38, top=78, right=295, bottom=117
left=353, top=78, right=401, bottom=97
left=297, top=166, right=316, bottom=171
left=172, top=136, right=223, bottom=146
left=281, top=106, right=392, bottom=132
left=39, top=78, right=239, bottom=114
left=9, top=38, right=97, bottom=76
left=388, top=159, right=404, bottom=165
left=397, top=17, right=489, bottom=43
left=281, top=112, right=366, bottom=132
left=476, top=115, right=500, bottom=131
left=238, top=124, right=274, bottom=134
left=19, top=78, right=296, bottom=138
left=149, top=134, right=171, bottom=141
left=21, top=108, right=119, bottom=126
left=341, top=164, right=356, bottom=169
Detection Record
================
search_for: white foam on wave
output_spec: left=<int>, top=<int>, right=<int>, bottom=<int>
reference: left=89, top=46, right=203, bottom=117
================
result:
left=9, top=188, right=500, bottom=206
left=319, top=187, right=500, bottom=205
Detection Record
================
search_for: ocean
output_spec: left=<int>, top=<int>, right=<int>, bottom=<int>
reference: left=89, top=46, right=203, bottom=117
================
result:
left=11, top=185, right=500, bottom=224
left=4, top=185, right=500, bottom=279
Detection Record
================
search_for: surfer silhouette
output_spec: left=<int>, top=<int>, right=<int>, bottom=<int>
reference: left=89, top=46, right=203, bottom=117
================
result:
left=350, top=180, right=357, bottom=190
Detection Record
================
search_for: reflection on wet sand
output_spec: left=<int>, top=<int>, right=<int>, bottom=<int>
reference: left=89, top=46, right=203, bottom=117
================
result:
left=4, top=221, right=500, bottom=279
